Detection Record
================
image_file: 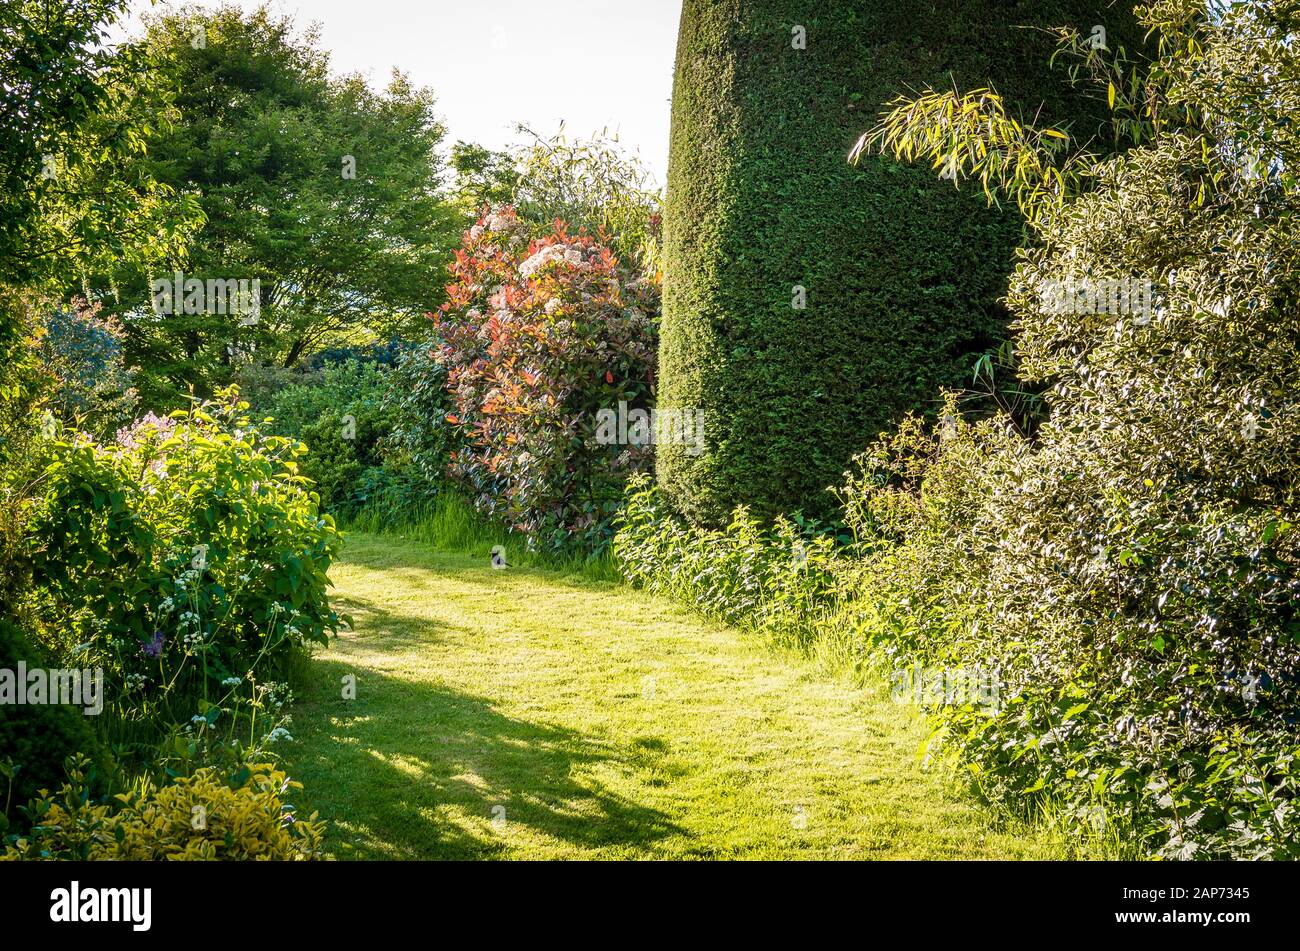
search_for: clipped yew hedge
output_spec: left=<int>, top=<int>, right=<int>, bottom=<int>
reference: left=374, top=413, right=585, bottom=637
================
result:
left=658, top=0, right=1143, bottom=523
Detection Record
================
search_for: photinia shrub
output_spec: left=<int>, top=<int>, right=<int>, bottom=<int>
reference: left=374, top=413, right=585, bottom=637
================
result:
left=433, top=206, right=658, bottom=552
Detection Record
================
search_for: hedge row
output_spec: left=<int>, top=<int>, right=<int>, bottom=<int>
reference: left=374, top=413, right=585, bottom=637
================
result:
left=657, top=0, right=1143, bottom=523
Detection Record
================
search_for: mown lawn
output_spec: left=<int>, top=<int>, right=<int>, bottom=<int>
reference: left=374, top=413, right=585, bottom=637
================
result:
left=287, top=533, right=1067, bottom=859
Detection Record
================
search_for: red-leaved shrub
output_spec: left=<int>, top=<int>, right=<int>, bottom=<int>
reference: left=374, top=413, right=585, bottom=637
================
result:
left=433, top=206, right=659, bottom=551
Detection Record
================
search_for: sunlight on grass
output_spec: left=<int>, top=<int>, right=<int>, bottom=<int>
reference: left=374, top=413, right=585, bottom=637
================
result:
left=287, top=533, right=1093, bottom=860
left=341, top=494, right=620, bottom=583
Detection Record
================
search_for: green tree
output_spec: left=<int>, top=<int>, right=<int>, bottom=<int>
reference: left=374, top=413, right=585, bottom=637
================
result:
left=656, top=0, right=1145, bottom=524
left=449, top=126, right=663, bottom=270
left=449, top=141, right=520, bottom=216
left=0, top=0, right=196, bottom=292
left=510, top=124, right=662, bottom=268
left=1, top=0, right=191, bottom=615
left=110, top=4, right=461, bottom=406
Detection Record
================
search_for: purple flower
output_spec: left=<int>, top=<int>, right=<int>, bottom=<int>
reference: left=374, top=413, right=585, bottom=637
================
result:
left=116, top=412, right=176, bottom=451
left=142, top=630, right=166, bottom=658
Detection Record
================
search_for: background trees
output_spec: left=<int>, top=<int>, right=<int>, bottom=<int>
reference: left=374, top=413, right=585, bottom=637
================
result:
left=1, top=0, right=194, bottom=605
left=104, top=5, right=462, bottom=405
left=0, top=0, right=196, bottom=293
left=656, top=0, right=1145, bottom=525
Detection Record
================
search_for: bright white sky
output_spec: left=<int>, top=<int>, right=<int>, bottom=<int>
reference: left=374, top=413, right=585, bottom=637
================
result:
left=114, top=0, right=683, bottom=184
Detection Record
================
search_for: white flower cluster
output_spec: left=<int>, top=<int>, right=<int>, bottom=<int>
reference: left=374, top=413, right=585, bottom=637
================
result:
left=519, top=243, right=586, bottom=279
left=468, top=211, right=520, bottom=241
left=274, top=691, right=294, bottom=710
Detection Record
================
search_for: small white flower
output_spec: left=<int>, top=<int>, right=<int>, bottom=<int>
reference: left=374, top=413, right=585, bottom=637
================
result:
left=1242, top=413, right=1260, bottom=441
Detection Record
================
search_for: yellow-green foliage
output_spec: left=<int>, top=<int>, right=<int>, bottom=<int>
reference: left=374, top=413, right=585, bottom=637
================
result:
left=3, top=759, right=330, bottom=861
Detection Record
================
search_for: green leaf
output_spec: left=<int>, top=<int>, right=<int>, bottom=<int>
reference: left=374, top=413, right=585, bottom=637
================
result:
left=1061, top=702, right=1089, bottom=722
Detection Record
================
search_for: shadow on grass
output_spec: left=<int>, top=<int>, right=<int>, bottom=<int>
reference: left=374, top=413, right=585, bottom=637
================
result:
left=288, top=595, right=683, bottom=859
left=325, top=592, right=479, bottom=654
left=326, top=575, right=616, bottom=657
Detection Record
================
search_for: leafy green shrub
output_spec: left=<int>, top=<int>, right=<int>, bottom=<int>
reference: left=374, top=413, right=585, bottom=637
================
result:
left=230, top=363, right=300, bottom=414
left=835, top=391, right=1300, bottom=858
left=433, top=206, right=659, bottom=553
left=247, top=359, right=401, bottom=518
left=251, top=360, right=390, bottom=440
left=0, top=620, right=105, bottom=830
left=383, top=336, right=459, bottom=495
left=657, top=0, right=1145, bottom=524
left=2, top=755, right=329, bottom=861
left=22, top=389, right=345, bottom=728
left=833, top=0, right=1300, bottom=858
left=616, top=474, right=844, bottom=642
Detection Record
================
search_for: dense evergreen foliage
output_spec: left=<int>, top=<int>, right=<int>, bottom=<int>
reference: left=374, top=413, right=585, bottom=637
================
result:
left=657, top=0, right=1143, bottom=523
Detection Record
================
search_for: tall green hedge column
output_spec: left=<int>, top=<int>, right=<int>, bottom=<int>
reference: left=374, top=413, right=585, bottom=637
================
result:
left=658, top=0, right=1139, bottom=523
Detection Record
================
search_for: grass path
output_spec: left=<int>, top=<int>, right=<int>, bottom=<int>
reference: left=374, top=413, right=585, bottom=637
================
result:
left=287, top=533, right=1063, bottom=859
